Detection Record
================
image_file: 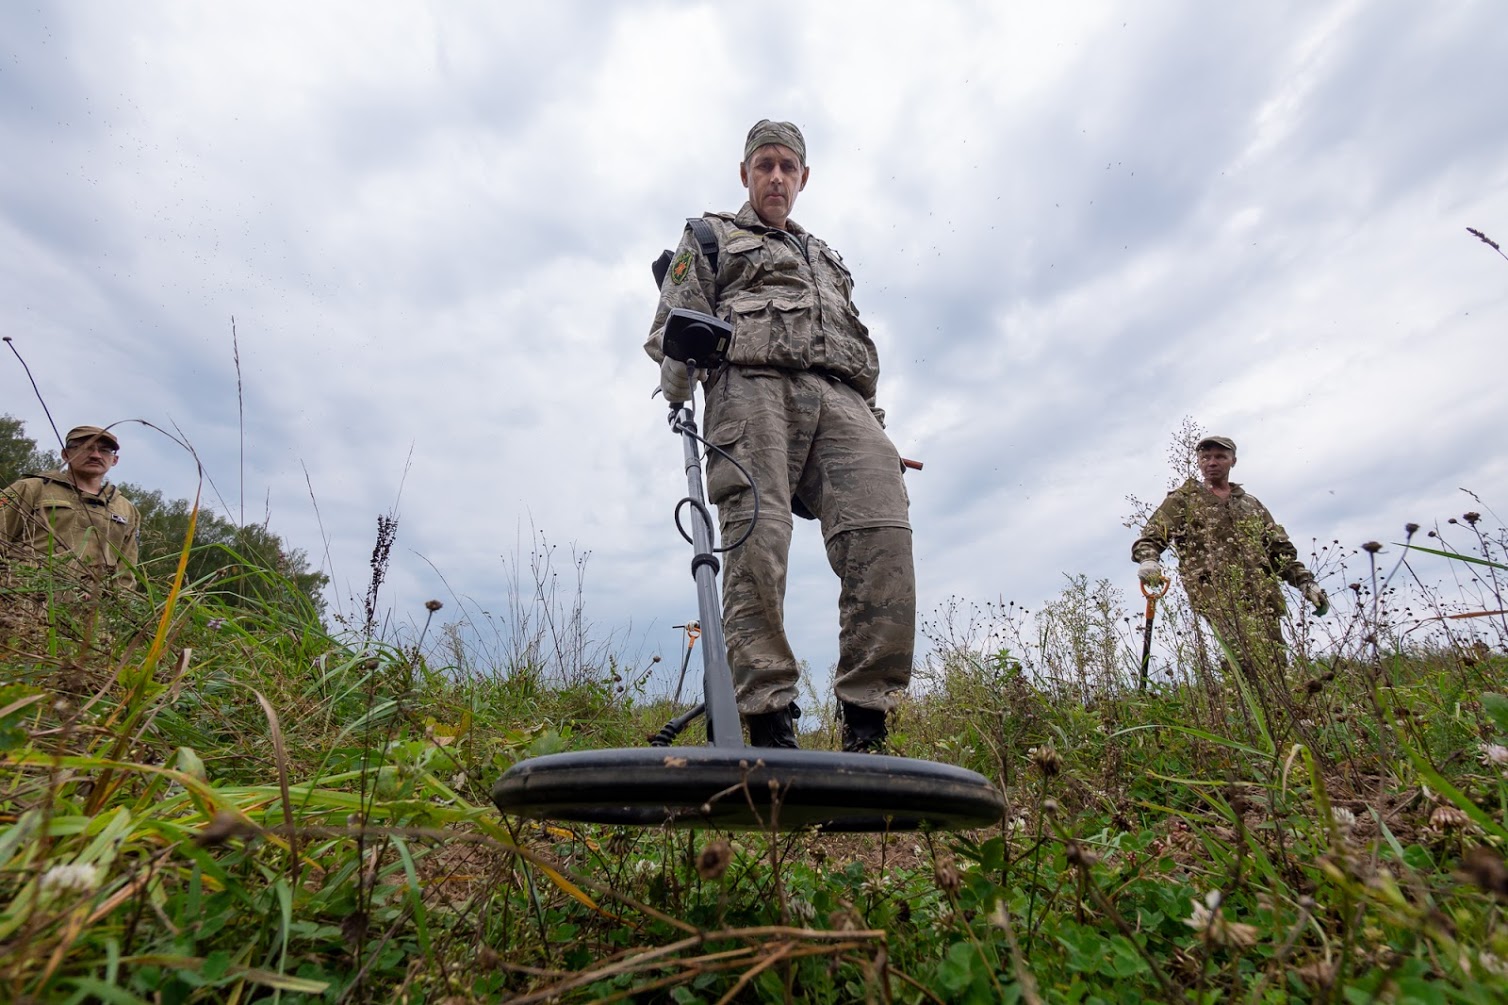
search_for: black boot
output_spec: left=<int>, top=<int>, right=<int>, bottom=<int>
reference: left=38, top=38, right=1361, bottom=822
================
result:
left=841, top=702, right=888, bottom=753
left=745, top=702, right=800, bottom=749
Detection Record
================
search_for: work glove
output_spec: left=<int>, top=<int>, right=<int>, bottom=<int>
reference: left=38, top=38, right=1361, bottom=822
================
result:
left=1303, top=582, right=1329, bottom=616
left=658, top=358, right=705, bottom=404
left=1137, top=559, right=1165, bottom=587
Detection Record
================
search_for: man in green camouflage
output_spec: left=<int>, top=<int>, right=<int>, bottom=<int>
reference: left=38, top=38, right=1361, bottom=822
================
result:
left=0, top=425, right=140, bottom=592
left=1132, top=435, right=1327, bottom=678
left=645, top=120, right=912, bottom=752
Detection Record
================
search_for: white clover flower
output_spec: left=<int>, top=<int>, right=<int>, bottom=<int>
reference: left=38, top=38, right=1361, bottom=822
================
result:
left=1479, top=743, right=1508, bottom=768
left=1184, top=890, right=1258, bottom=948
left=1479, top=951, right=1508, bottom=978
left=987, top=900, right=1010, bottom=929
left=1331, top=806, right=1357, bottom=831
left=1186, top=889, right=1222, bottom=929
left=787, top=895, right=816, bottom=923
left=41, top=863, right=101, bottom=896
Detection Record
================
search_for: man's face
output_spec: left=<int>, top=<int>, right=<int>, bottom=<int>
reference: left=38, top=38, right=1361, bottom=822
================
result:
left=63, top=437, right=119, bottom=479
left=740, top=143, right=808, bottom=229
left=1197, top=447, right=1235, bottom=483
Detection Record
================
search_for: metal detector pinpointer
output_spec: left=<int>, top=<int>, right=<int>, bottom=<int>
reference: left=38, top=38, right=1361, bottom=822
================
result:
left=491, top=310, right=1004, bottom=831
left=1137, top=578, right=1170, bottom=691
left=669, top=621, right=700, bottom=705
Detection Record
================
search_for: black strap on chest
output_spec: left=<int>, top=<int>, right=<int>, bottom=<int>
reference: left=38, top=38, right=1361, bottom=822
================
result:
left=651, top=217, right=721, bottom=289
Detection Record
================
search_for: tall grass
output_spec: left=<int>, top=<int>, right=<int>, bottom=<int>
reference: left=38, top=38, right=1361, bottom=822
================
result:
left=4, top=497, right=1508, bottom=1002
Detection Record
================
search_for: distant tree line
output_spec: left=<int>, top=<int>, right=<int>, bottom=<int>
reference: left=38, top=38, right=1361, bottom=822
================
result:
left=1, top=414, right=327, bottom=615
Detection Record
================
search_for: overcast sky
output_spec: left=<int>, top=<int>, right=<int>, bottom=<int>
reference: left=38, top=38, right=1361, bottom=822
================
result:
left=3, top=1, right=1506, bottom=699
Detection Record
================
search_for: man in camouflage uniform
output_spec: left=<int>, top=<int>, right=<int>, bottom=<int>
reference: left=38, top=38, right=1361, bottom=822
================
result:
left=1132, top=435, right=1327, bottom=678
left=1, top=425, right=140, bottom=593
left=645, top=120, right=912, bottom=752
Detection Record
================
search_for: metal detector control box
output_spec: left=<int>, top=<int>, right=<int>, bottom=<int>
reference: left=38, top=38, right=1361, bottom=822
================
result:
left=662, top=309, right=731, bottom=369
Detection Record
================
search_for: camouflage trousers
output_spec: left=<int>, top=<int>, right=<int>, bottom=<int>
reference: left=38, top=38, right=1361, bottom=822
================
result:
left=704, top=366, right=914, bottom=715
left=1191, top=592, right=1290, bottom=682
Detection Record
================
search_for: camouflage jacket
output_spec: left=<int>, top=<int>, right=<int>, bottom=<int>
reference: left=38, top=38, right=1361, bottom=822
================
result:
left=1132, top=479, right=1313, bottom=612
left=0, top=471, right=140, bottom=589
left=645, top=202, right=883, bottom=415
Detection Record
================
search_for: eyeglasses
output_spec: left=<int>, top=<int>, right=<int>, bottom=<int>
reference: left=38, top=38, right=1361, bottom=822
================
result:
left=66, top=441, right=118, bottom=456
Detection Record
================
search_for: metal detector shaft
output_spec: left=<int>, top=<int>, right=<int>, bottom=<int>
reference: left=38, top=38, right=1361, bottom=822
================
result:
left=674, top=404, right=743, bottom=747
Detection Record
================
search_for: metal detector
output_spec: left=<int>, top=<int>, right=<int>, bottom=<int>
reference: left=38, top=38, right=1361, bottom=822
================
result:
left=491, top=311, right=1004, bottom=831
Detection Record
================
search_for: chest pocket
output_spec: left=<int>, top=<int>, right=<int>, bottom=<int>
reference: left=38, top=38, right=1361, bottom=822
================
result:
left=724, top=233, right=764, bottom=257
left=817, top=246, right=854, bottom=301
left=36, top=498, right=82, bottom=525
left=726, top=293, right=814, bottom=365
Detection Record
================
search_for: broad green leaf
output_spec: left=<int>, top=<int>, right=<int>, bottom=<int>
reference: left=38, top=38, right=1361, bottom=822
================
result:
left=1481, top=693, right=1508, bottom=737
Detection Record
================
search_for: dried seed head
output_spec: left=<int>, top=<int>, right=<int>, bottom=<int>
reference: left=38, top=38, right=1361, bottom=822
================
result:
left=1304, top=678, right=1325, bottom=695
left=1458, top=845, right=1508, bottom=900
left=1064, top=841, right=1098, bottom=868
left=1404, top=523, right=1420, bottom=535
left=1030, top=744, right=1062, bottom=777
left=424, top=599, right=443, bottom=612
left=1429, top=805, right=1472, bottom=831
left=696, top=839, right=732, bottom=880
left=1362, top=541, right=1382, bottom=554
left=1042, top=798, right=1060, bottom=816
left=196, top=810, right=261, bottom=847
left=1295, top=960, right=1337, bottom=988
left=652, top=654, right=662, bottom=662
left=934, top=857, right=962, bottom=895
left=1464, top=512, right=1481, bottom=526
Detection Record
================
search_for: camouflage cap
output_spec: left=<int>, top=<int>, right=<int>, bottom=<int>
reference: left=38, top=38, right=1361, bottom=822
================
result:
left=65, top=425, right=119, bottom=449
left=1196, top=435, right=1237, bottom=453
left=744, top=119, right=806, bottom=164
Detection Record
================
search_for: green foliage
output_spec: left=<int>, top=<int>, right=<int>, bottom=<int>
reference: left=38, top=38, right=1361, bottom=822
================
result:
left=0, top=413, right=59, bottom=485
left=6, top=471, right=1508, bottom=1002
left=120, top=481, right=328, bottom=615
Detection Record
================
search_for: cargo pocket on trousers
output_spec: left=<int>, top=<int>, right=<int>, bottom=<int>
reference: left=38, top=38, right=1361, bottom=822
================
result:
left=704, top=418, right=748, bottom=507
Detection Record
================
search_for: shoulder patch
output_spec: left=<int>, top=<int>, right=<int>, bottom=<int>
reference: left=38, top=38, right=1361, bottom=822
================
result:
left=669, top=249, right=694, bottom=285
left=728, top=229, right=756, bottom=240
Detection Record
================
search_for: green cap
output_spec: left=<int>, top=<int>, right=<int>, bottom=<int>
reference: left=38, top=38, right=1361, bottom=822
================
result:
left=65, top=425, right=119, bottom=449
left=1197, top=435, right=1236, bottom=453
left=744, top=119, right=806, bottom=164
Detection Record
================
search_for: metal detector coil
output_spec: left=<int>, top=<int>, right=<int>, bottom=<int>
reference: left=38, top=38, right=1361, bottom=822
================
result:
left=492, top=747, right=1005, bottom=831
left=492, top=386, right=1004, bottom=832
